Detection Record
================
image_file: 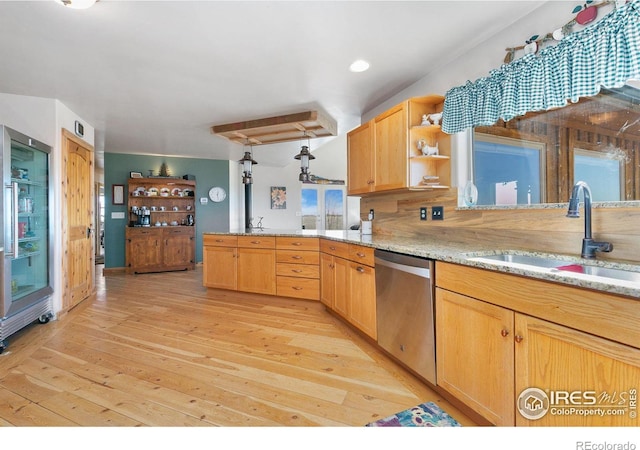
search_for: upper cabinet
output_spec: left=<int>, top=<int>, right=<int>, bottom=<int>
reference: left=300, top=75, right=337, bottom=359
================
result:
left=347, top=95, right=451, bottom=196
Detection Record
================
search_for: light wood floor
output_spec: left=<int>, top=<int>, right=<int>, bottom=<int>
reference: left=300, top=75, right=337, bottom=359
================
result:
left=0, top=266, right=475, bottom=427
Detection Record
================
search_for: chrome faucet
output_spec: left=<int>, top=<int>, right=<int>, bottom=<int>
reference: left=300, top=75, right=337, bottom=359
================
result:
left=566, top=181, right=613, bottom=259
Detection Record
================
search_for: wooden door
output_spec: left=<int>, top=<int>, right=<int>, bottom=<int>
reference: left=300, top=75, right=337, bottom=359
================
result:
left=515, top=314, right=640, bottom=426
left=374, top=103, right=407, bottom=191
left=61, top=129, right=95, bottom=312
left=347, top=121, right=374, bottom=195
left=203, top=246, right=237, bottom=290
left=435, top=288, right=515, bottom=426
left=237, top=247, right=276, bottom=295
left=319, top=253, right=334, bottom=308
left=348, top=261, right=376, bottom=339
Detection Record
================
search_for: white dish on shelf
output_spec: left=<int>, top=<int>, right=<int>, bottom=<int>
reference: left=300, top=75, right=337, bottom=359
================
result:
left=160, top=187, right=170, bottom=197
left=147, top=187, right=159, bottom=196
left=171, top=188, right=181, bottom=196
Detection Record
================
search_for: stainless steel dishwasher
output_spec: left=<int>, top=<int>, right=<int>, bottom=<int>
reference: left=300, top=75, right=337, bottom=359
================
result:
left=375, top=249, right=436, bottom=385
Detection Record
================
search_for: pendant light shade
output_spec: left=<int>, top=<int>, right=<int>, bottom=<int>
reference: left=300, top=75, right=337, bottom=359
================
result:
left=238, top=150, right=257, bottom=184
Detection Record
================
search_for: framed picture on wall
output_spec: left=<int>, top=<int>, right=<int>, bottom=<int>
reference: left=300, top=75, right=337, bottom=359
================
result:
left=130, top=171, right=143, bottom=178
left=112, top=184, right=125, bottom=205
left=271, top=186, right=286, bottom=209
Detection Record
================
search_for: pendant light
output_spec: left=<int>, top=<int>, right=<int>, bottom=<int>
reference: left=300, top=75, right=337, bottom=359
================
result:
left=238, top=145, right=257, bottom=184
left=294, top=133, right=315, bottom=182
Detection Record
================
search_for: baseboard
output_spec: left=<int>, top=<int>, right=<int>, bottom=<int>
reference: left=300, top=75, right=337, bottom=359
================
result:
left=102, top=267, right=126, bottom=275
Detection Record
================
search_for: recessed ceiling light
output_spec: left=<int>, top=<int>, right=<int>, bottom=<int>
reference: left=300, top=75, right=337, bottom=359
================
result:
left=349, top=59, right=370, bottom=73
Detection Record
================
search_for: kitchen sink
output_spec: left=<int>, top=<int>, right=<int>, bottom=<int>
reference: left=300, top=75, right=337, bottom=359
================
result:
left=466, top=252, right=640, bottom=285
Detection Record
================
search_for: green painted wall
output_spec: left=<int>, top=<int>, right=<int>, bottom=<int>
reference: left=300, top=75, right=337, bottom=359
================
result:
left=104, top=153, right=230, bottom=269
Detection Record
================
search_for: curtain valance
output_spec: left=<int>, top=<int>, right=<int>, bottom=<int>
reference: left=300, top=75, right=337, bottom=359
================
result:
left=442, top=0, right=640, bottom=134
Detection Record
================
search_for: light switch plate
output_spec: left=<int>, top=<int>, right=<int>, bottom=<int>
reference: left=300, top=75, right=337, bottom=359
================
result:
left=200, top=197, right=208, bottom=204
left=111, top=212, right=125, bottom=219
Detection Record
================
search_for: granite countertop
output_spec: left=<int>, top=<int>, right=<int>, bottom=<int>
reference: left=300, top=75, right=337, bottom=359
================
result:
left=203, top=229, right=640, bottom=299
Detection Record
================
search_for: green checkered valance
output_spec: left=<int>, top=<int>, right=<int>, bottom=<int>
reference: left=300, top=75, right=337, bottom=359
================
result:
left=442, top=0, right=640, bottom=134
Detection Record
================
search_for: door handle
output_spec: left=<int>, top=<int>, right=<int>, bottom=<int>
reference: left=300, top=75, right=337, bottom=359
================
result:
left=87, top=227, right=93, bottom=238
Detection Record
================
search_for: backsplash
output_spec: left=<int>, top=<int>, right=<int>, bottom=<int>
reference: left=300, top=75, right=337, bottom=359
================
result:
left=360, top=189, right=640, bottom=264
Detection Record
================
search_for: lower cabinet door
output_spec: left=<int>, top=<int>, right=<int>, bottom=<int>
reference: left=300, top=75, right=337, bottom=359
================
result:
left=348, top=261, right=376, bottom=340
left=203, top=246, right=237, bottom=290
left=515, top=313, right=640, bottom=426
left=237, top=248, right=276, bottom=295
left=436, top=288, right=515, bottom=426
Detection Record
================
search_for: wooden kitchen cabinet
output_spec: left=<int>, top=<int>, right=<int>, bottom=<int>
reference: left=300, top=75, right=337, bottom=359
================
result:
left=373, top=102, right=407, bottom=192
left=237, top=236, right=276, bottom=295
left=125, top=226, right=195, bottom=274
left=125, top=228, right=163, bottom=273
left=515, top=314, right=640, bottom=427
left=320, top=240, right=376, bottom=339
left=436, top=287, right=515, bottom=426
left=126, top=177, right=196, bottom=274
left=436, top=261, right=640, bottom=427
left=275, top=237, right=320, bottom=300
left=348, top=259, right=376, bottom=339
left=347, top=120, right=375, bottom=195
left=346, top=95, right=450, bottom=195
left=203, top=235, right=237, bottom=290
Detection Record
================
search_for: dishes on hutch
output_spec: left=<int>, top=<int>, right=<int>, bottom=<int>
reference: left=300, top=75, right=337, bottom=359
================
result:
left=160, top=187, right=171, bottom=197
left=147, top=187, right=159, bottom=196
left=171, top=188, right=181, bottom=196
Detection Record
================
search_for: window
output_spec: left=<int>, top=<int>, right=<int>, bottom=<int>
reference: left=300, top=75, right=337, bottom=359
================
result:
left=473, top=133, right=546, bottom=206
left=573, top=148, right=625, bottom=201
left=301, top=186, right=346, bottom=230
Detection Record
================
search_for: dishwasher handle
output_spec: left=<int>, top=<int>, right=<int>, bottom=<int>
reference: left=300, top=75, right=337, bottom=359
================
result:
left=375, top=256, right=431, bottom=279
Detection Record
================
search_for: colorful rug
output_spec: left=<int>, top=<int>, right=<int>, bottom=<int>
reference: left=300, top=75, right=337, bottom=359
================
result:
left=365, top=401, right=462, bottom=427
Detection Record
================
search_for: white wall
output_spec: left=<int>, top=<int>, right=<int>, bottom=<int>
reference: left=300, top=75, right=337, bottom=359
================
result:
left=0, top=92, right=94, bottom=315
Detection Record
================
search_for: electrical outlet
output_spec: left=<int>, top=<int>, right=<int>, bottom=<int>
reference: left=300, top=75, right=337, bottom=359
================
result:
left=369, top=209, right=375, bottom=220
left=420, top=207, right=427, bottom=221
left=432, top=206, right=444, bottom=220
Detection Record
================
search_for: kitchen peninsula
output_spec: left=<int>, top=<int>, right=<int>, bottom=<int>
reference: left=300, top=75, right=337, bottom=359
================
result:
left=203, top=229, right=640, bottom=426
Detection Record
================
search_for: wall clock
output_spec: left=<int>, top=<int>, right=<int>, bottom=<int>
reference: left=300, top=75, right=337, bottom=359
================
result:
left=208, top=186, right=227, bottom=202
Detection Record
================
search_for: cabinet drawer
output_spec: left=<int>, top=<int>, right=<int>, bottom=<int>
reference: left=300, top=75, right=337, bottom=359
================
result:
left=276, top=263, right=320, bottom=279
left=126, top=227, right=162, bottom=237
left=163, top=227, right=194, bottom=237
left=276, top=250, right=319, bottom=265
left=204, top=234, right=237, bottom=247
left=237, top=235, right=276, bottom=249
left=277, top=276, right=320, bottom=300
left=276, top=236, right=319, bottom=251
left=349, top=244, right=375, bottom=267
left=320, top=239, right=349, bottom=259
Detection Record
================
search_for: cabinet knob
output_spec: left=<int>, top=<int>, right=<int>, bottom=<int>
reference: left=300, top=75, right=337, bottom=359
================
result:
left=514, top=335, right=524, bottom=343
left=292, top=269, right=303, bottom=273
left=292, top=255, right=303, bottom=260
left=291, top=242, right=302, bottom=246
left=292, top=286, right=303, bottom=291
left=500, top=329, right=509, bottom=337
left=251, top=240, right=261, bottom=244
left=329, top=246, right=336, bottom=250
left=215, top=239, right=223, bottom=242
left=356, top=266, right=365, bottom=273
left=356, top=252, right=365, bottom=258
